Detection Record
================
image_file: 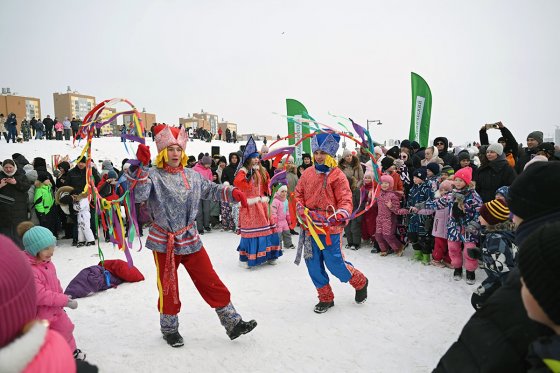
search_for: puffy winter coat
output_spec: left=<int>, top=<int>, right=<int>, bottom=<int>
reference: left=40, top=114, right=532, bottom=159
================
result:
left=193, top=162, right=213, bottom=181
left=433, top=137, right=459, bottom=169
left=474, top=156, right=517, bottom=203
left=67, top=165, right=100, bottom=194
left=25, top=253, right=69, bottom=323
left=271, top=195, right=290, bottom=232
left=0, top=168, right=32, bottom=228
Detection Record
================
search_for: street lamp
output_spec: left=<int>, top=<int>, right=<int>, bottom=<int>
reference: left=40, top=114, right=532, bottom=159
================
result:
left=366, top=119, right=382, bottom=132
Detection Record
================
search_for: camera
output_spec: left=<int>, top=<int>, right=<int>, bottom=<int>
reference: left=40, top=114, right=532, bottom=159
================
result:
left=485, top=122, right=500, bottom=130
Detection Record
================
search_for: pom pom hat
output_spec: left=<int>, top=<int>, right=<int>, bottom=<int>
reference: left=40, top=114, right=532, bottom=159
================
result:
left=454, top=167, right=472, bottom=185
left=479, top=199, right=510, bottom=225
left=380, top=175, right=394, bottom=189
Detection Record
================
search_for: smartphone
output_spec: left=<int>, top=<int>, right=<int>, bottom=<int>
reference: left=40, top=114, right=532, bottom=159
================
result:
left=485, top=123, right=499, bottom=130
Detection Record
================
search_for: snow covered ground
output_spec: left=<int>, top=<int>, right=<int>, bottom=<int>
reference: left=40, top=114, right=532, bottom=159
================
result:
left=0, top=137, right=480, bottom=372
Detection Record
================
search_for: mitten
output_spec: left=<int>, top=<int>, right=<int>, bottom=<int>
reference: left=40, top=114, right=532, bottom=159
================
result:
left=466, top=247, right=481, bottom=260
left=328, top=212, right=347, bottom=226
left=66, top=297, right=78, bottom=309
left=452, top=202, right=465, bottom=219
left=136, top=144, right=151, bottom=166
left=232, top=188, right=248, bottom=208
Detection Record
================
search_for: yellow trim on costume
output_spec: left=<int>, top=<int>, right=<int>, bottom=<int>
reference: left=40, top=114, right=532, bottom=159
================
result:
left=311, top=154, right=338, bottom=168
left=155, top=149, right=188, bottom=168
left=304, top=208, right=326, bottom=250
left=153, top=251, right=164, bottom=313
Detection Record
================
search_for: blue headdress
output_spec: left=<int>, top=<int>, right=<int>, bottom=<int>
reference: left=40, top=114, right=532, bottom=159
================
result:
left=311, top=132, right=340, bottom=157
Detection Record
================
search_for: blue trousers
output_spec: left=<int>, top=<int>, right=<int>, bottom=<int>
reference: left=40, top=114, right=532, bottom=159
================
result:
left=305, top=233, right=353, bottom=289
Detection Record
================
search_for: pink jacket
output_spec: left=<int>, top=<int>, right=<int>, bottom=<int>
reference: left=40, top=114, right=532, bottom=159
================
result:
left=26, top=253, right=69, bottom=322
left=192, top=163, right=212, bottom=181
left=418, top=200, right=450, bottom=239
left=295, top=167, right=352, bottom=234
left=376, top=189, right=404, bottom=235
left=271, top=195, right=291, bottom=233
left=54, top=122, right=64, bottom=132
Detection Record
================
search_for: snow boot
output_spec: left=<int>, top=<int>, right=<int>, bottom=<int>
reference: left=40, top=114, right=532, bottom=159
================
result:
left=163, top=331, right=184, bottom=347
left=465, top=270, right=476, bottom=285
left=227, top=319, right=257, bottom=340
left=453, top=268, right=463, bottom=281
left=86, top=241, right=95, bottom=246
left=314, top=301, right=334, bottom=313
left=421, top=253, right=430, bottom=265
left=73, top=349, right=86, bottom=360
left=412, top=249, right=422, bottom=261
left=76, top=242, right=85, bottom=247
left=355, top=279, right=368, bottom=304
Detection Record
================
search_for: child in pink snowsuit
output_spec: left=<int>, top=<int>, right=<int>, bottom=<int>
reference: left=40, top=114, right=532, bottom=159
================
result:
left=271, top=185, right=294, bottom=249
left=375, top=175, right=406, bottom=256
left=19, top=223, right=81, bottom=357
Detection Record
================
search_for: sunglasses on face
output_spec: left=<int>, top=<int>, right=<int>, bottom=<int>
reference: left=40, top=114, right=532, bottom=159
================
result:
left=435, top=142, right=444, bottom=145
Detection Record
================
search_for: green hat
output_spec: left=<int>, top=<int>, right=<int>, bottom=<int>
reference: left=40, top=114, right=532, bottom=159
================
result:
left=23, top=226, right=56, bottom=256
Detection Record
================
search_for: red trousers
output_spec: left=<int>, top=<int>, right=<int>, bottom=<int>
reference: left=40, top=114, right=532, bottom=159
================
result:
left=432, top=237, right=451, bottom=263
left=153, top=248, right=231, bottom=315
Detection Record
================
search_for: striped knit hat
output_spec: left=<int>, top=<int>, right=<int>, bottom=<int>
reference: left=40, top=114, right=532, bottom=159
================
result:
left=479, top=199, right=510, bottom=225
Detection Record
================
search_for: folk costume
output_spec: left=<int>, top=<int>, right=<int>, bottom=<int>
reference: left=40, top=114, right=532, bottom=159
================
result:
left=132, top=125, right=256, bottom=347
left=294, top=132, right=369, bottom=313
left=234, top=136, right=282, bottom=267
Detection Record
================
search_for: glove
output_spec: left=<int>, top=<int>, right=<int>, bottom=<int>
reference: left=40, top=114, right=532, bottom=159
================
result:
left=66, top=297, right=78, bottom=309
left=232, top=188, right=248, bottom=208
left=245, top=168, right=254, bottom=180
left=466, top=247, right=481, bottom=260
left=451, top=202, right=465, bottom=219
left=136, top=144, right=151, bottom=166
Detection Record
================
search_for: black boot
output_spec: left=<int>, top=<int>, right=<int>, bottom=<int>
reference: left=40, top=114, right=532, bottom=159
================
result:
left=73, top=349, right=86, bottom=360
left=163, top=331, right=184, bottom=347
left=465, top=270, right=476, bottom=285
left=290, top=229, right=299, bottom=236
left=314, top=301, right=334, bottom=314
left=355, top=279, right=368, bottom=304
left=453, top=268, right=463, bottom=281
left=86, top=241, right=95, bottom=246
left=227, top=319, right=257, bottom=340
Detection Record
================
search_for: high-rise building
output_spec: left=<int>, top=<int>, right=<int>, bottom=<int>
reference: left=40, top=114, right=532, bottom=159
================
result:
left=0, top=89, right=41, bottom=131
left=53, top=90, right=95, bottom=121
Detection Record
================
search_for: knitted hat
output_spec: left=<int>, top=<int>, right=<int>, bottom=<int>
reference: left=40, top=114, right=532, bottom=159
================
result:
left=107, top=170, right=118, bottom=179
left=454, top=167, right=472, bottom=184
left=400, top=140, right=412, bottom=150
left=342, top=149, right=352, bottom=158
left=458, top=151, right=471, bottom=162
left=187, top=155, right=196, bottom=164
left=486, top=143, right=504, bottom=156
left=381, top=157, right=394, bottom=172
left=57, top=161, right=70, bottom=173
left=386, top=146, right=400, bottom=159
left=508, top=162, right=560, bottom=220
left=495, top=186, right=509, bottom=200
left=154, top=125, right=188, bottom=153
left=380, top=174, right=394, bottom=189
left=441, top=165, right=454, bottom=176
left=536, top=142, right=555, bottom=157
left=0, top=235, right=37, bottom=348
left=426, top=162, right=440, bottom=175
left=77, top=156, right=87, bottom=164
left=518, top=222, right=560, bottom=324
left=311, top=133, right=340, bottom=157
left=22, top=226, right=56, bottom=257
left=413, top=167, right=427, bottom=181
left=479, top=199, right=510, bottom=225
left=201, top=156, right=212, bottom=166
left=101, top=160, right=113, bottom=170
left=527, top=131, right=544, bottom=144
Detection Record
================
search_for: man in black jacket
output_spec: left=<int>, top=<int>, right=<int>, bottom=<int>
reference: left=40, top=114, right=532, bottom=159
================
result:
left=43, top=115, right=54, bottom=140
left=221, top=152, right=240, bottom=185
left=433, top=137, right=458, bottom=169
left=434, top=162, right=560, bottom=373
left=516, top=131, right=543, bottom=173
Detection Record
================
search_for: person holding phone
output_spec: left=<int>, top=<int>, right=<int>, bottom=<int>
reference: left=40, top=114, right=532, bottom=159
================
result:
left=479, top=121, right=519, bottom=168
left=0, top=159, right=32, bottom=245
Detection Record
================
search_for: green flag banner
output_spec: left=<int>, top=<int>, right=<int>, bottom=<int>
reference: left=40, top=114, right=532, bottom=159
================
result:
left=409, top=72, right=432, bottom=148
left=286, top=99, right=312, bottom=165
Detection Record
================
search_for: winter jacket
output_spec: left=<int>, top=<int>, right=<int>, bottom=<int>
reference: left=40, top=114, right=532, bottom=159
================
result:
left=286, top=171, right=298, bottom=193
left=404, top=181, right=434, bottom=235
left=271, top=195, right=291, bottom=233
left=418, top=191, right=452, bottom=239
left=474, top=155, right=517, bottom=203
left=516, top=146, right=539, bottom=174
left=0, top=168, right=32, bottom=228
left=54, top=121, right=64, bottom=132
left=479, top=126, right=519, bottom=162
left=339, top=158, right=364, bottom=183
left=376, top=189, right=404, bottom=235
left=67, top=165, right=101, bottom=194
left=434, top=210, right=559, bottom=373
left=193, top=162, right=213, bottom=181
left=64, top=265, right=123, bottom=299
left=12, top=153, right=30, bottom=170
left=526, top=335, right=560, bottom=373
left=425, top=187, right=482, bottom=243
left=34, top=184, right=55, bottom=214
left=295, top=166, right=352, bottom=235
left=479, top=223, right=516, bottom=294
left=25, top=253, right=69, bottom=323
left=134, top=166, right=235, bottom=254
left=0, top=323, right=76, bottom=373
left=433, top=137, right=458, bottom=169
left=43, top=117, right=54, bottom=130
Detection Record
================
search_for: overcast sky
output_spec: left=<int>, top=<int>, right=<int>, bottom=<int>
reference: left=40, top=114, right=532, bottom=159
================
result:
left=1, top=0, right=559, bottom=145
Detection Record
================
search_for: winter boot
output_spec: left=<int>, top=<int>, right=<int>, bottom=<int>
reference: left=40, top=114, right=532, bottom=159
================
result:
left=314, top=301, right=334, bottom=313
left=227, top=319, right=258, bottom=340
left=86, top=241, right=95, bottom=246
left=453, top=268, right=463, bottom=281
left=73, top=349, right=86, bottom=360
left=412, top=250, right=423, bottom=261
left=465, top=270, right=476, bottom=285
left=76, top=242, right=85, bottom=247
left=355, top=279, right=368, bottom=304
left=163, top=331, right=184, bottom=347
left=421, top=253, right=430, bottom=265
